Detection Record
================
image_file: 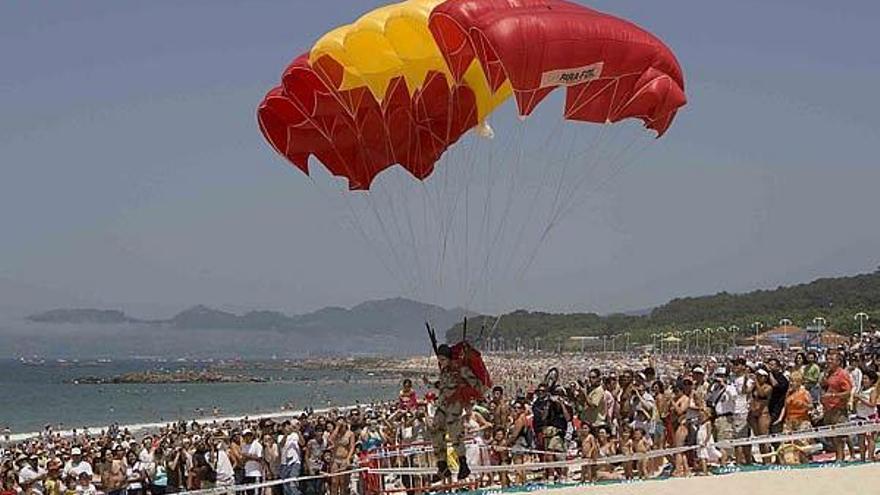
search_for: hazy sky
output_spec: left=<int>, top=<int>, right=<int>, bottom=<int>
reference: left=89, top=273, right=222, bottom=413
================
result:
left=2, top=0, right=879, bottom=317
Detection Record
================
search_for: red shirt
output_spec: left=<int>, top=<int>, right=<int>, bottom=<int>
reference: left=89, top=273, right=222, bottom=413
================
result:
left=821, top=367, right=852, bottom=411
left=398, top=389, right=418, bottom=410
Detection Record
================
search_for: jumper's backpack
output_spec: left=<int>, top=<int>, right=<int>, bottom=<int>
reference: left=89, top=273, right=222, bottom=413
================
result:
left=450, top=341, right=492, bottom=403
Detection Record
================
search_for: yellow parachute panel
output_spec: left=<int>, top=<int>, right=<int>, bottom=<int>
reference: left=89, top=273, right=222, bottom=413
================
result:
left=308, top=0, right=510, bottom=122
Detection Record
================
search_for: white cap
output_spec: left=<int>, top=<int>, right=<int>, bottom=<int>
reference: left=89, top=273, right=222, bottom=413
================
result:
left=71, top=448, right=82, bottom=456
left=756, top=369, right=769, bottom=377
left=692, top=367, right=705, bottom=374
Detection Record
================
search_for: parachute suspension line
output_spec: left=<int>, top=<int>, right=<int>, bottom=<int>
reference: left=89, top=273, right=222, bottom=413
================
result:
left=456, top=121, right=495, bottom=309
left=514, top=124, right=654, bottom=283
left=376, top=175, right=410, bottom=297
left=468, top=118, right=529, bottom=310
left=553, top=123, right=652, bottom=224
left=432, top=144, right=458, bottom=294
left=467, top=118, right=509, bottom=311
left=473, top=119, right=507, bottom=312
left=488, top=116, right=572, bottom=303
left=546, top=122, right=618, bottom=225
left=495, top=117, right=581, bottom=287
left=430, top=139, right=454, bottom=302
left=512, top=146, right=617, bottom=282
left=557, top=123, right=632, bottom=207
left=451, top=134, right=481, bottom=302
left=364, top=185, right=421, bottom=296
left=464, top=117, right=513, bottom=310
left=510, top=122, right=621, bottom=285
left=548, top=123, right=607, bottom=230
left=556, top=130, right=655, bottom=226
left=419, top=77, right=471, bottom=317
left=462, top=133, right=471, bottom=308
left=383, top=170, right=426, bottom=302
left=307, top=175, right=406, bottom=293
left=432, top=133, right=477, bottom=305
left=418, top=178, right=435, bottom=307
left=483, top=113, right=581, bottom=310
left=523, top=123, right=614, bottom=263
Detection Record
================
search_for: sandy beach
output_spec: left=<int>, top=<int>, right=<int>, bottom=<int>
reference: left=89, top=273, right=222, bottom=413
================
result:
left=539, top=463, right=880, bottom=495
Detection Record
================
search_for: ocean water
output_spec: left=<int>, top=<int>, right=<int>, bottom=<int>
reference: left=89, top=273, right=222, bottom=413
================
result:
left=0, top=359, right=402, bottom=435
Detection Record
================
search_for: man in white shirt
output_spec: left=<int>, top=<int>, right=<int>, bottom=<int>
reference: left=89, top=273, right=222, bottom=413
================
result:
left=63, top=448, right=93, bottom=480
left=709, top=367, right=738, bottom=464
left=731, top=359, right=755, bottom=464
left=242, top=430, right=264, bottom=495
left=18, top=455, right=47, bottom=492
left=138, top=438, right=156, bottom=481
left=278, top=421, right=303, bottom=495
left=213, top=441, right=236, bottom=488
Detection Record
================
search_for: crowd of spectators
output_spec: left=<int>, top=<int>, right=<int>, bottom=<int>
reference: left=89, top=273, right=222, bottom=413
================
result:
left=4, top=329, right=880, bottom=495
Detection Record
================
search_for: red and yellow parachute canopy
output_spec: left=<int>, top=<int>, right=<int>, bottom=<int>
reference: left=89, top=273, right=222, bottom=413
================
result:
left=257, top=0, right=686, bottom=190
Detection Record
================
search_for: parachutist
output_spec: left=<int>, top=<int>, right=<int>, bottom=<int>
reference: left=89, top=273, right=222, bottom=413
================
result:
left=430, top=344, right=473, bottom=479
left=426, top=325, right=490, bottom=480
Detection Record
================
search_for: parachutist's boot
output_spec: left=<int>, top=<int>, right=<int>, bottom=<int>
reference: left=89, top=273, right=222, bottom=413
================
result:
left=435, top=460, right=452, bottom=481
left=457, top=456, right=471, bottom=480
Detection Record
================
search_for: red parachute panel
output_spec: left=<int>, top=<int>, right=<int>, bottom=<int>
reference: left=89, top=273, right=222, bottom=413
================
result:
left=429, top=0, right=686, bottom=136
left=258, top=54, right=478, bottom=190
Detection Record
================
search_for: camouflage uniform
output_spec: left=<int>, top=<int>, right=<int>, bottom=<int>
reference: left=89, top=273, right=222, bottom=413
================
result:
left=430, top=363, right=482, bottom=459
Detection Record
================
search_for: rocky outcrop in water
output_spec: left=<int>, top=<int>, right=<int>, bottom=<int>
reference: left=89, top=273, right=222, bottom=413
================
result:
left=69, top=369, right=268, bottom=384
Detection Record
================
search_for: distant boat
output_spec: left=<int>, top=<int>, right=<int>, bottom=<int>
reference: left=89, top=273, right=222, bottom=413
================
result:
left=19, top=357, right=46, bottom=366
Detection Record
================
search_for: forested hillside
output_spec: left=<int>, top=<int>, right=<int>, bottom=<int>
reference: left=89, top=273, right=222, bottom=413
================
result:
left=447, top=269, right=880, bottom=348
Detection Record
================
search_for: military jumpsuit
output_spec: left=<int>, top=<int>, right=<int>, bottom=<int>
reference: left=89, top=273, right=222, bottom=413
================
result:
left=430, top=363, right=482, bottom=459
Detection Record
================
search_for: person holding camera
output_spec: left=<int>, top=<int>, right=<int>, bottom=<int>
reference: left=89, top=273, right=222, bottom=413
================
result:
left=707, top=367, right=737, bottom=464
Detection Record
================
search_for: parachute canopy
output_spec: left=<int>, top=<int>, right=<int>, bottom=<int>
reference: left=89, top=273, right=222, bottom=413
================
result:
left=257, top=0, right=686, bottom=190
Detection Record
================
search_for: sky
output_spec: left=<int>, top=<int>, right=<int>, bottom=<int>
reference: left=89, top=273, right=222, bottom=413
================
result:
left=2, top=0, right=879, bottom=318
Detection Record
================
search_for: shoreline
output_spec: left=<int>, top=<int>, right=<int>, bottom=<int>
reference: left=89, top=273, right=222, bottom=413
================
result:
left=3, top=403, right=359, bottom=445
left=1, top=356, right=431, bottom=441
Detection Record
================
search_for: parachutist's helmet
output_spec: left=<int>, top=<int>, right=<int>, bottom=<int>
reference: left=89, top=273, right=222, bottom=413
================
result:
left=437, top=344, right=453, bottom=359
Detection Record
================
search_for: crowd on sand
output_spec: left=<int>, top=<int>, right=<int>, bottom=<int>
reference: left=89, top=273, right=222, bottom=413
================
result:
left=4, top=326, right=880, bottom=495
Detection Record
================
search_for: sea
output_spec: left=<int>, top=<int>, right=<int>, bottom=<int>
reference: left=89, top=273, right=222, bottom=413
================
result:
left=0, top=359, right=401, bottom=437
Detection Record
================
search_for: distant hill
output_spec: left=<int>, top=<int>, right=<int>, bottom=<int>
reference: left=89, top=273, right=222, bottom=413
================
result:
left=26, top=297, right=471, bottom=355
left=0, top=278, right=98, bottom=319
left=27, top=309, right=135, bottom=324
left=447, top=268, right=880, bottom=348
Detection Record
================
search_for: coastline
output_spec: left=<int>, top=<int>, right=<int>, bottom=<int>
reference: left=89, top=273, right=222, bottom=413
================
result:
left=0, top=357, right=425, bottom=438
left=3, top=403, right=358, bottom=444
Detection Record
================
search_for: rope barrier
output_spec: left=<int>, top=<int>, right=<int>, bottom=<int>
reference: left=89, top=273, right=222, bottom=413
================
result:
left=176, top=420, right=880, bottom=494
left=179, top=467, right=367, bottom=495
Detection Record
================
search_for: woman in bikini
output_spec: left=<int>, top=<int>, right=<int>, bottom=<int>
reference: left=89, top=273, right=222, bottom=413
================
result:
left=748, top=369, right=773, bottom=463
left=594, top=427, right=623, bottom=481
left=671, top=380, right=692, bottom=477
left=578, top=424, right=598, bottom=483
left=507, top=402, right=531, bottom=486
left=329, top=420, right=355, bottom=495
